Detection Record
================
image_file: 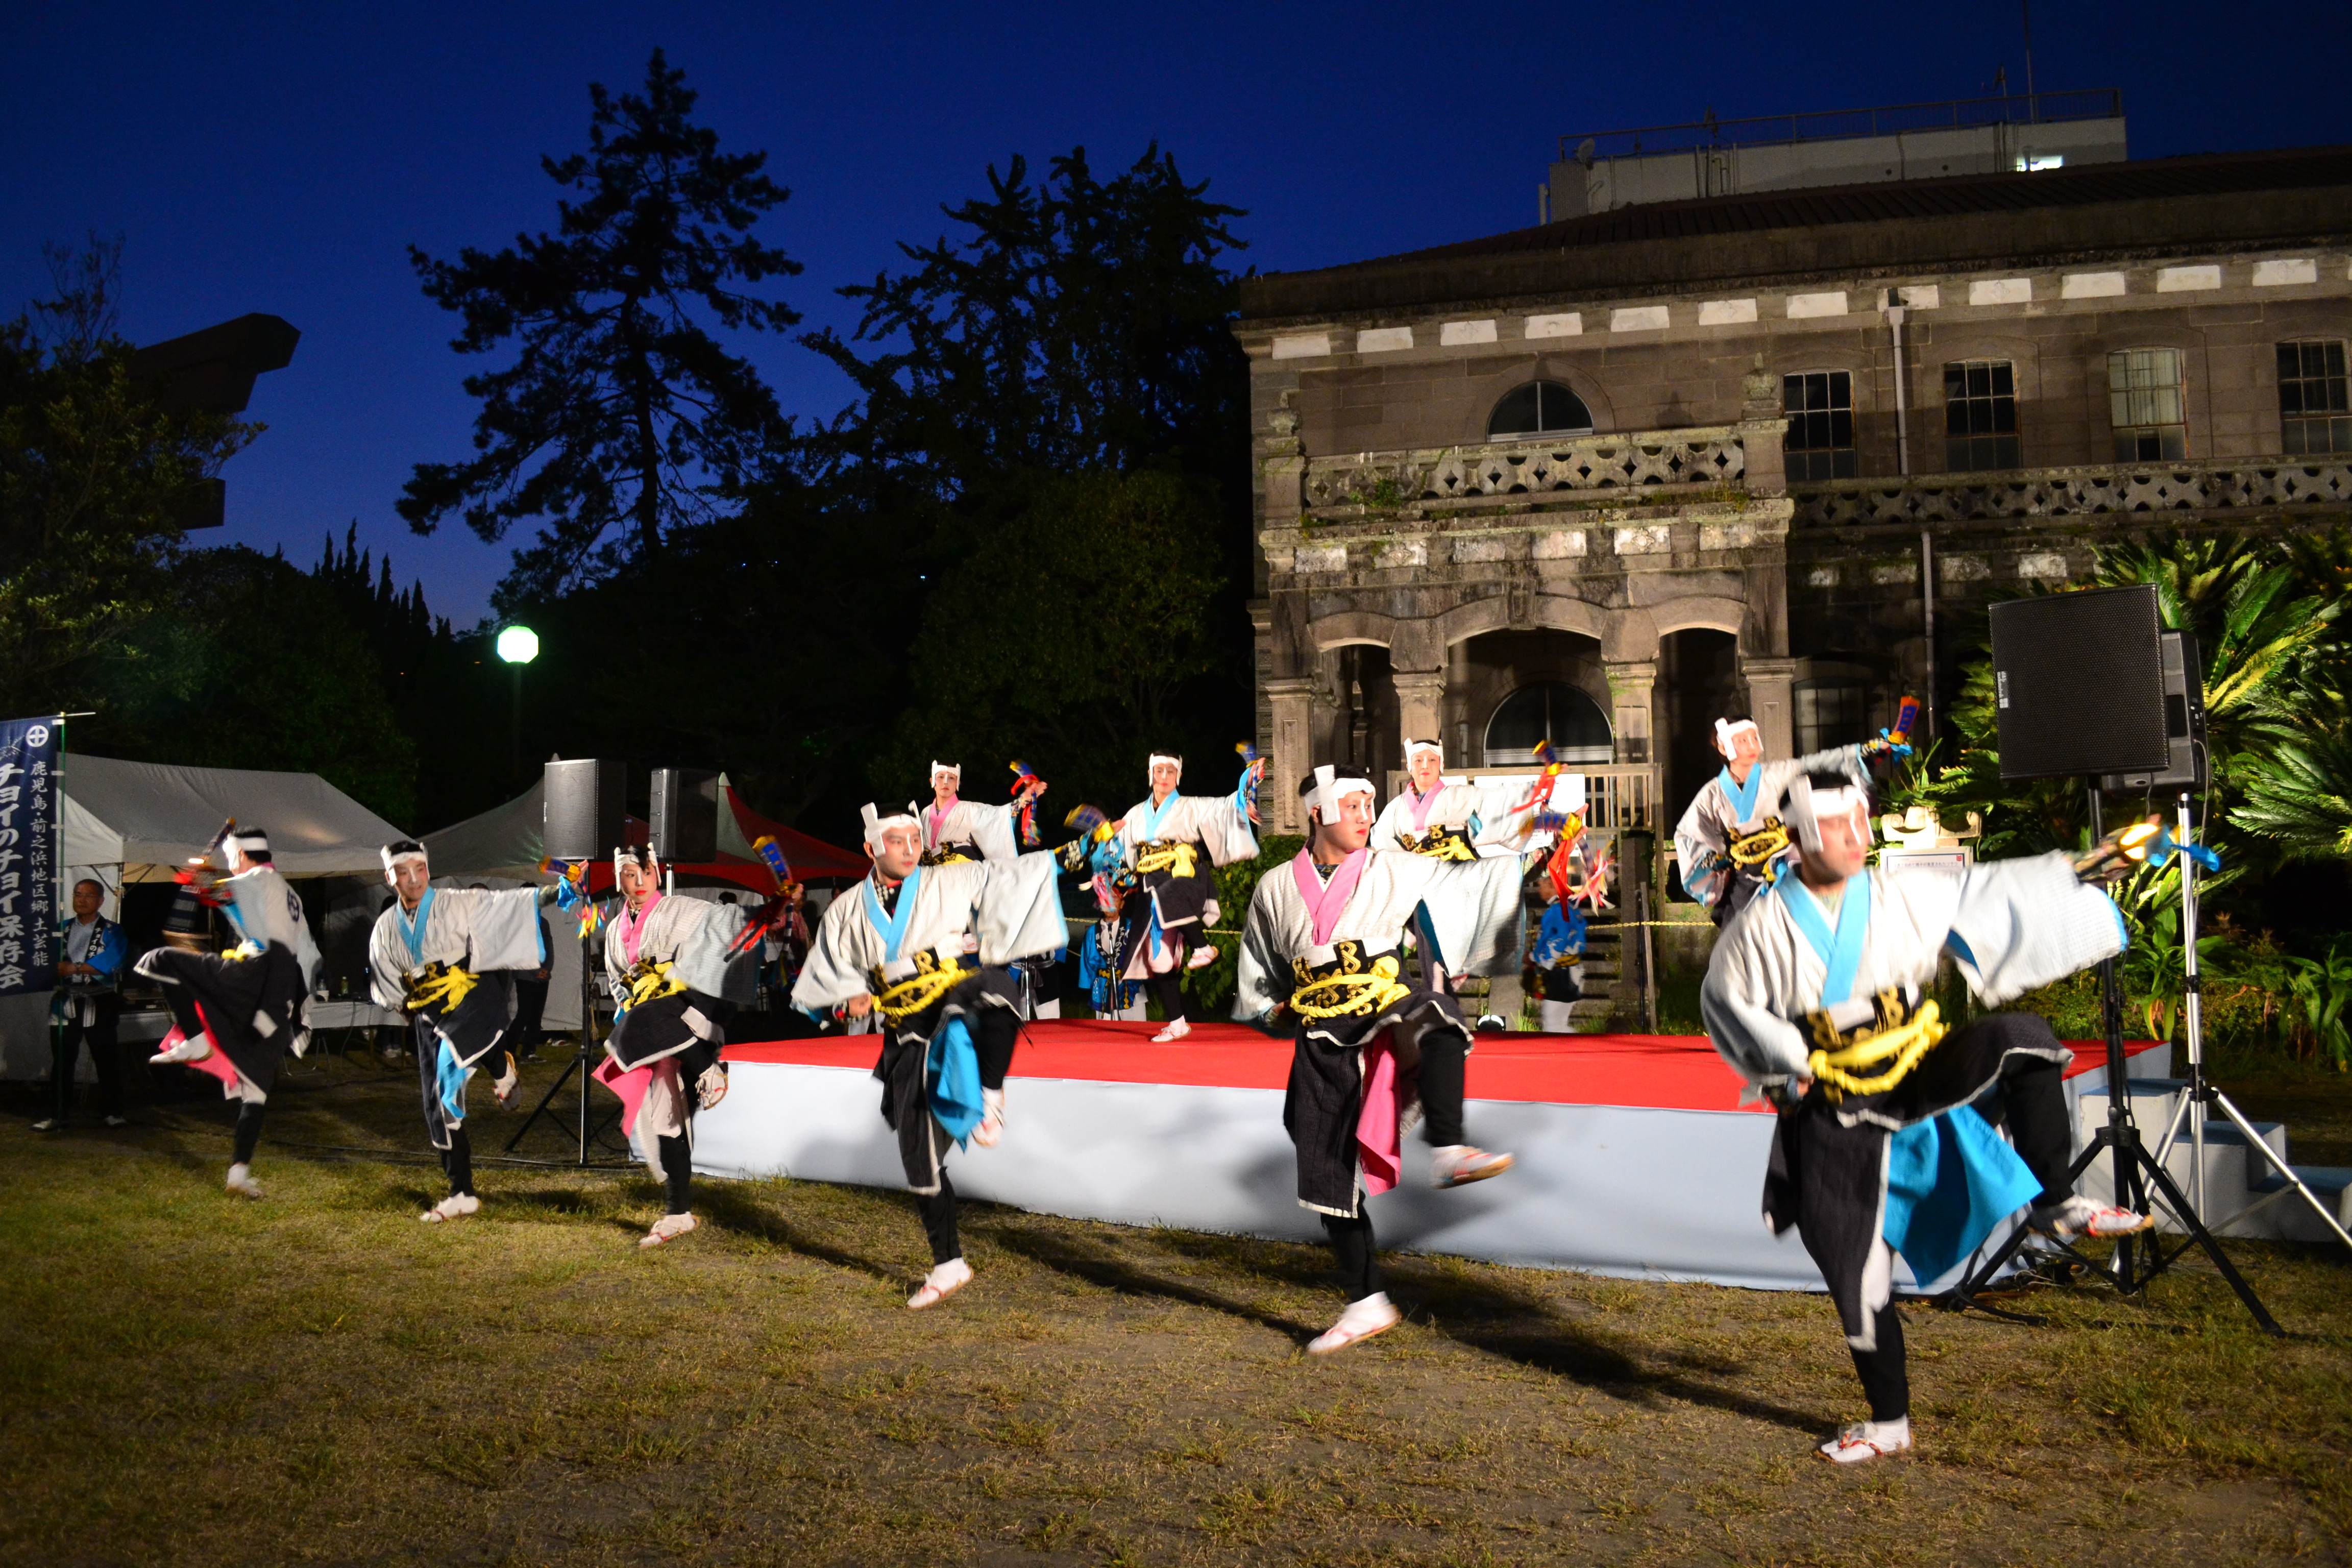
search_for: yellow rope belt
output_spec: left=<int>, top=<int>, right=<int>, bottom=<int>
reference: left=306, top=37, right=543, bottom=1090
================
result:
left=1396, top=827, right=1477, bottom=861
left=872, top=963, right=973, bottom=1022
left=623, top=961, right=687, bottom=1013
left=1807, top=1000, right=1948, bottom=1104
left=403, top=964, right=479, bottom=1015
left=1134, top=842, right=1200, bottom=879
left=1289, top=954, right=1413, bottom=1021
left=1727, top=820, right=1792, bottom=870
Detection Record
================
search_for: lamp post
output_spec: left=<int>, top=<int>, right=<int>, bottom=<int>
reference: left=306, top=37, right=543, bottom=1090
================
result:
left=496, top=625, right=540, bottom=788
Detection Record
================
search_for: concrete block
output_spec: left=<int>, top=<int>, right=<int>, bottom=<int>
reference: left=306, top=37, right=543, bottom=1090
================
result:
left=1786, top=290, right=1848, bottom=319
left=1699, top=298, right=1758, bottom=326
left=2157, top=265, right=2221, bottom=292
left=1271, top=332, right=1330, bottom=360
left=2063, top=271, right=2127, bottom=299
left=1357, top=326, right=1414, bottom=353
left=2017, top=552, right=2072, bottom=579
left=1970, top=278, right=2033, bottom=306
left=1440, top=319, right=1498, bottom=346
left=1610, top=306, right=1670, bottom=333
left=1533, top=530, right=1587, bottom=560
left=1525, top=312, right=1582, bottom=338
left=1293, top=544, right=1346, bottom=573
left=1614, top=524, right=1673, bottom=554
left=2253, top=258, right=2318, bottom=288
left=1452, top=537, right=1508, bottom=564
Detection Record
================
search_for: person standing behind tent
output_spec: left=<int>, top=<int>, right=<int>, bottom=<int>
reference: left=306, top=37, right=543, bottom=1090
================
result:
left=34, top=878, right=129, bottom=1132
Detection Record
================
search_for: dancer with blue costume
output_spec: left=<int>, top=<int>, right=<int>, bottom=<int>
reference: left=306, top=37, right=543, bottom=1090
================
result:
left=791, top=802, right=1066, bottom=1308
left=1073, top=750, right=1263, bottom=1042
left=1701, top=771, right=2152, bottom=1464
left=1674, top=715, right=1888, bottom=926
left=368, top=839, right=556, bottom=1223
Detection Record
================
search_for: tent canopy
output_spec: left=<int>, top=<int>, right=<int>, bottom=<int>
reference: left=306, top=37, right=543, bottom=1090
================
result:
left=421, top=773, right=866, bottom=889
left=62, top=754, right=408, bottom=881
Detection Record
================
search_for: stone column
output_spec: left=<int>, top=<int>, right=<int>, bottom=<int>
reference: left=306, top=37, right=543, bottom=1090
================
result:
left=1603, top=659, right=1657, bottom=765
left=1392, top=671, right=1446, bottom=776
left=1264, top=677, right=1315, bottom=837
left=1743, top=655, right=1799, bottom=758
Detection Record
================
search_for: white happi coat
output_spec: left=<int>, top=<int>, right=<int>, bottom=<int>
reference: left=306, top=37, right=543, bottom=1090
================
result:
left=791, top=853, right=1066, bottom=1012
left=1233, top=849, right=1526, bottom=1022
left=222, top=865, right=322, bottom=992
left=604, top=893, right=754, bottom=1002
left=1370, top=778, right=1548, bottom=858
left=1673, top=744, right=1867, bottom=905
left=921, top=797, right=1019, bottom=862
left=1109, top=791, right=1259, bottom=869
left=1700, top=853, right=2125, bottom=1085
left=368, top=885, right=549, bottom=1010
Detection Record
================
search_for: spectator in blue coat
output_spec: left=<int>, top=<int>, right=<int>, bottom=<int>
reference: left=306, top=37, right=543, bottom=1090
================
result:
left=36, top=878, right=129, bottom=1130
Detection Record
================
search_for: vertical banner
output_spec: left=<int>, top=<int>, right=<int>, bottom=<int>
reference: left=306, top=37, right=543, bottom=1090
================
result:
left=0, top=716, right=61, bottom=997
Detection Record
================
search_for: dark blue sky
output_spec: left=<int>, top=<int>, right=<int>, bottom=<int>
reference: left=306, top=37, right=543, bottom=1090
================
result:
left=8, top=1, right=2346, bottom=623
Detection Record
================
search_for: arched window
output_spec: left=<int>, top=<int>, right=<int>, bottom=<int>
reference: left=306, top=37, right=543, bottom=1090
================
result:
left=1488, top=381, right=1594, bottom=439
left=1483, top=681, right=1612, bottom=766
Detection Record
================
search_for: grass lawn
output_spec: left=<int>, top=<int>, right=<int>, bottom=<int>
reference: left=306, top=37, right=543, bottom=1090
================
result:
left=5, top=1049, right=2350, bottom=1566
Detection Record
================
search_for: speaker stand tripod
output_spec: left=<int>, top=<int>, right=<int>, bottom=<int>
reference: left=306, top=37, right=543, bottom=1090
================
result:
left=1949, top=787, right=2282, bottom=1334
left=505, top=920, right=629, bottom=1166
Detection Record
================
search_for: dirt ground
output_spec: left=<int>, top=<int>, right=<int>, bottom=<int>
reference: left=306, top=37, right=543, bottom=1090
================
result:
left=4, top=1048, right=2348, bottom=1567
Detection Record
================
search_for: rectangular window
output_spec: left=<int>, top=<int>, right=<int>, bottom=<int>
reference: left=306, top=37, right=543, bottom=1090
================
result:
left=2109, top=349, right=2187, bottom=461
left=1796, top=683, right=1868, bottom=754
left=1943, top=360, right=2020, bottom=471
left=1782, top=371, right=1856, bottom=481
left=2278, top=340, right=2352, bottom=455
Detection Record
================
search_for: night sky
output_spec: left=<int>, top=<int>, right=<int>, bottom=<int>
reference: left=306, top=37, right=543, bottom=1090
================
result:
left=7, top=1, right=2347, bottom=623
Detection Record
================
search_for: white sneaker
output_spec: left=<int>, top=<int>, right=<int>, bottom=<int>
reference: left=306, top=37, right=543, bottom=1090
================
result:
left=2031, top=1194, right=2153, bottom=1242
left=908, top=1257, right=973, bottom=1310
left=1308, top=1291, right=1401, bottom=1355
left=104, top=1116, right=128, bottom=1129
left=696, top=1062, right=729, bottom=1112
left=639, top=1212, right=697, bottom=1248
left=1819, top=1417, right=1912, bottom=1464
left=151, top=1031, right=214, bottom=1066
left=1431, top=1145, right=1515, bottom=1189
left=493, top=1055, right=522, bottom=1111
left=971, top=1088, right=1006, bottom=1148
left=31, top=1117, right=60, bottom=1132
left=1151, top=1018, right=1192, bottom=1043
left=421, top=1193, right=482, bottom=1223
left=225, top=1163, right=262, bottom=1199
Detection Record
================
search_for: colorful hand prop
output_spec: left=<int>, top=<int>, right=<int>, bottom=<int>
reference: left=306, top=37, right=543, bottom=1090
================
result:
left=1510, top=740, right=1574, bottom=816
left=543, top=856, right=602, bottom=938
left=1008, top=762, right=1048, bottom=848
left=1061, top=804, right=1114, bottom=871
left=1235, top=743, right=1265, bottom=820
left=1860, top=695, right=1921, bottom=761
left=751, top=834, right=795, bottom=894
left=1547, top=835, right=1613, bottom=914
left=2073, top=815, right=2167, bottom=883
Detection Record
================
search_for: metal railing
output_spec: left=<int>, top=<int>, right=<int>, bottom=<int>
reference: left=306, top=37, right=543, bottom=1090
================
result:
left=1788, top=455, right=2352, bottom=529
left=1560, top=89, right=2122, bottom=164
left=1385, top=765, right=1659, bottom=832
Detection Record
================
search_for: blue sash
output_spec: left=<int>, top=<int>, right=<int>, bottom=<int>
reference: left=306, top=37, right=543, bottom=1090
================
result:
left=862, top=868, right=922, bottom=962
left=1718, top=764, right=1765, bottom=825
left=396, top=887, right=435, bottom=967
left=1133, top=790, right=1180, bottom=844
left=1774, top=874, right=1870, bottom=1004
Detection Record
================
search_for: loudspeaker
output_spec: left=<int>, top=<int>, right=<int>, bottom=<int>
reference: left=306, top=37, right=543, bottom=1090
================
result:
left=1990, top=584, right=2170, bottom=781
left=543, top=758, right=625, bottom=861
left=649, top=767, right=720, bottom=864
left=2100, top=630, right=2208, bottom=793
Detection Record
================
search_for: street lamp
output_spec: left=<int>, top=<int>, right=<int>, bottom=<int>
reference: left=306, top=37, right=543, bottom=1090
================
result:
left=497, top=625, right=539, bottom=787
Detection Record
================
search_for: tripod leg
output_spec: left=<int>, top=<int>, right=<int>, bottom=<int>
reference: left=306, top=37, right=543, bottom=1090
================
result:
left=2209, top=1091, right=2352, bottom=1254
left=2127, top=1138, right=2284, bottom=1336
left=504, top=1052, right=583, bottom=1154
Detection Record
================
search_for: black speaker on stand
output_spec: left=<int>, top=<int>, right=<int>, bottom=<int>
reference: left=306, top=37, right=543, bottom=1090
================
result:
left=1950, top=586, right=2278, bottom=1332
left=507, top=758, right=632, bottom=1166
left=649, top=767, right=720, bottom=870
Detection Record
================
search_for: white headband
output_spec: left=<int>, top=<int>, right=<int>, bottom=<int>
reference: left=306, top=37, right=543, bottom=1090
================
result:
left=930, top=761, right=960, bottom=781
left=380, top=844, right=428, bottom=886
left=1309, top=764, right=1377, bottom=823
left=1783, top=776, right=1870, bottom=854
left=861, top=802, right=918, bottom=848
left=1405, top=739, right=1443, bottom=764
left=1715, top=718, right=1760, bottom=753
left=613, top=844, right=660, bottom=879
left=1148, top=753, right=1182, bottom=778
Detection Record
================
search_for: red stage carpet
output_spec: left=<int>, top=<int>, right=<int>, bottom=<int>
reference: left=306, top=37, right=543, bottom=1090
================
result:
left=724, top=1021, right=2157, bottom=1113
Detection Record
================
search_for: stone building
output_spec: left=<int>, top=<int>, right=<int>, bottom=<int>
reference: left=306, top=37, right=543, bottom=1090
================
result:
left=1234, top=143, right=2352, bottom=845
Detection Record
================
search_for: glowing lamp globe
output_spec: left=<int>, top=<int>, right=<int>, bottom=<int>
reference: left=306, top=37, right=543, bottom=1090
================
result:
left=495, top=626, right=540, bottom=665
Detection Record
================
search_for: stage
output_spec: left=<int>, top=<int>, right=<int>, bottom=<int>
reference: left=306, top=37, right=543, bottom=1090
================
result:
left=688, top=1021, right=2171, bottom=1293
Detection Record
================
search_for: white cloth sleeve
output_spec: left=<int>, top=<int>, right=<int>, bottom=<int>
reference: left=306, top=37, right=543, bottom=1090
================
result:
left=1699, top=909, right=1814, bottom=1083
left=367, top=911, right=408, bottom=1011
left=669, top=901, right=755, bottom=1001
left=1193, top=793, right=1261, bottom=867
left=790, top=894, right=873, bottom=1014
left=970, top=801, right=1020, bottom=863
left=1231, top=874, right=1289, bottom=1024
left=1946, top=851, right=2127, bottom=1006
left=1410, top=852, right=1529, bottom=978
left=462, top=888, right=550, bottom=973
left=972, top=850, right=1068, bottom=965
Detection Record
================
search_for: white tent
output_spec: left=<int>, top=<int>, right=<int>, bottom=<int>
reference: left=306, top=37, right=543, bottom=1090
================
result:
left=61, top=754, right=407, bottom=881
left=3, top=755, right=409, bottom=1079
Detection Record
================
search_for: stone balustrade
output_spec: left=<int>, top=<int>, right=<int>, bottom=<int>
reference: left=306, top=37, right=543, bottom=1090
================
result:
left=1790, top=456, right=2352, bottom=529
left=1300, top=425, right=1752, bottom=516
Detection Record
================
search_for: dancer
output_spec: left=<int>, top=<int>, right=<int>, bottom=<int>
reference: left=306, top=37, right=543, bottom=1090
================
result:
left=917, top=761, right=1046, bottom=865
left=1701, top=772, right=2152, bottom=1464
left=791, top=802, right=1067, bottom=1308
left=1373, top=736, right=1567, bottom=1003
left=1674, top=715, right=1901, bottom=926
left=599, top=844, right=762, bottom=1248
left=367, top=840, right=555, bottom=1222
left=141, top=827, right=321, bottom=1198
left=1081, top=750, right=1263, bottom=1042
left=35, top=878, right=129, bottom=1131
left=1234, top=765, right=1535, bottom=1354
left=1527, top=864, right=1587, bottom=1034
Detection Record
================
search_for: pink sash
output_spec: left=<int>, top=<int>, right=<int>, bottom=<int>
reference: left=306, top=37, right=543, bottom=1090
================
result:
left=1356, top=1040, right=1413, bottom=1196
left=1405, top=783, right=1445, bottom=832
left=593, top=1056, right=655, bottom=1135
left=1290, top=848, right=1369, bottom=946
left=925, top=798, right=957, bottom=848
left=615, top=891, right=663, bottom=967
